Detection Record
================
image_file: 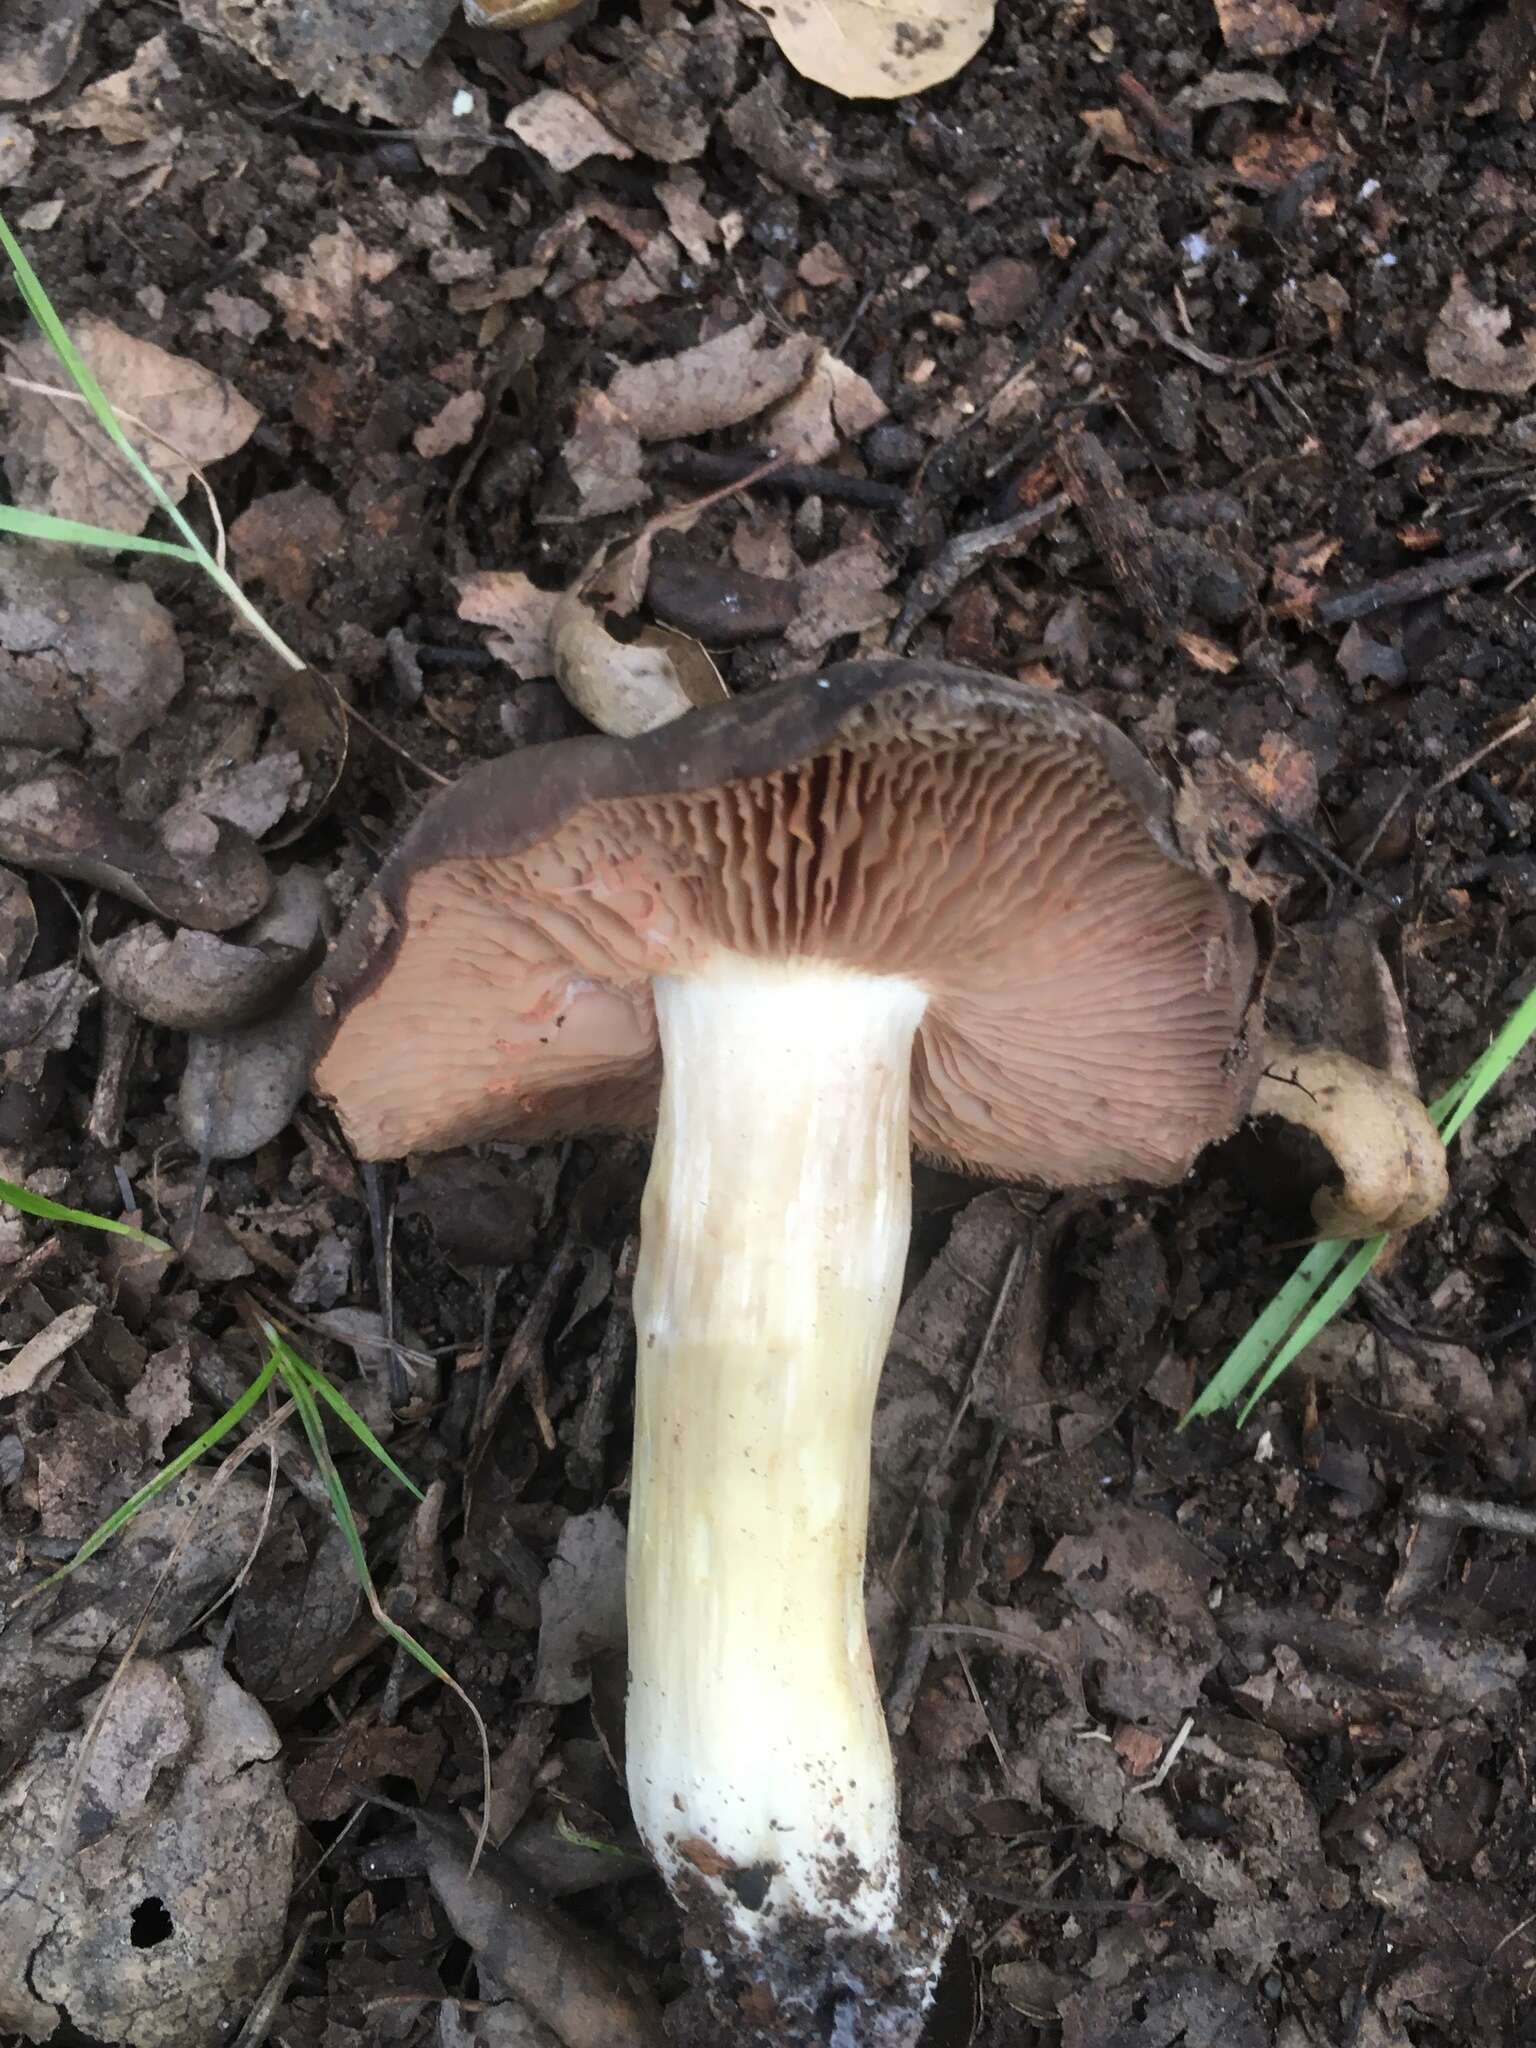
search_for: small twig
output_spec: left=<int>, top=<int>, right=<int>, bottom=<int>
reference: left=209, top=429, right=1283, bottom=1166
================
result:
left=229, top=1912, right=324, bottom=2048
left=885, top=1502, right=947, bottom=1737
left=1055, top=420, right=1183, bottom=633
left=1413, top=1491, right=1536, bottom=1540
left=1217, top=755, right=1401, bottom=909
left=651, top=443, right=907, bottom=510
left=1353, top=706, right=1536, bottom=869
left=977, top=219, right=1132, bottom=441
left=1317, top=542, right=1526, bottom=626
left=1129, top=1714, right=1194, bottom=1794
left=886, top=1243, right=1026, bottom=1584
left=955, top=1642, right=1010, bottom=1780
left=1144, top=304, right=1287, bottom=382
left=889, top=495, right=1066, bottom=651
left=467, top=1239, right=579, bottom=1485
left=85, top=997, right=141, bottom=1154
left=969, top=1878, right=1179, bottom=1915
left=568, top=1236, right=637, bottom=1494
left=361, top=1162, right=407, bottom=1407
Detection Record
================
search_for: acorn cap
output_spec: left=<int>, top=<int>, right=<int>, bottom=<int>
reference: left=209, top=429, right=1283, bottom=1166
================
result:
left=313, top=659, right=1261, bottom=1187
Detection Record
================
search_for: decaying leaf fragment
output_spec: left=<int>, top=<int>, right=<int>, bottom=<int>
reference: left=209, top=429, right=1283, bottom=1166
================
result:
left=90, top=867, right=327, bottom=1032
left=0, top=1652, right=297, bottom=2047
left=1253, top=1040, right=1449, bottom=1237
left=1426, top=273, right=1536, bottom=399
left=0, top=771, right=271, bottom=932
left=606, top=316, right=816, bottom=441
left=736, top=0, right=994, bottom=99
left=2, top=317, right=259, bottom=538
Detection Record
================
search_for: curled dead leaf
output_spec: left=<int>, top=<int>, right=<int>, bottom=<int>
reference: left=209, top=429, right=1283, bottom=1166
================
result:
left=1, top=316, right=259, bottom=538
left=1253, top=1040, right=1449, bottom=1237
left=738, top=0, right=993, bottom=98
left=457, top=571, right=559, bottom=678
left=179, top=988, right=317, bottom=1161
left=550, top=580, right=725, bottom=737
left=606, top=315, right=816, bottom=441
left=1426, top=273, right=1536, bottom=399
left=90, top=867, right=327, bottom=1032
left=0, top=771, right=271, bottom=931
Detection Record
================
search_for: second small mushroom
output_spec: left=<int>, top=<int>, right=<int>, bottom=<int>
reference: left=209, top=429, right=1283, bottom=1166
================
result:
left=313, top=659, right=1263, bottom=2043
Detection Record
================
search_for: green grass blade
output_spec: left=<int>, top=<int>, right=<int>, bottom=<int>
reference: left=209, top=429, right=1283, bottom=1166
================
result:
left=1234, top=1235, right=1388, bottom=1424
left=30, top=1349, right=280, bottom=1592
left=1180, top=1238, right=1351, bottom=1427
left=553, top=1811, right=631, bottom=1858
left=0, top=506, right=200, bottom=560
left=1437, top=980, right=1536, bottom=1144
left=279, top=1353, right=493, bottom=1867
left=0, top=209, right=305, bottom=671
left=0, top=1176, right=171, bottom=1252
left=0, top=214, right=155, bottom=488
left=260, top=1321, right=423, bottom=1503
left=1189, top=975, right=1536, bottom=1427
left=281, top=1365, right=454, bottom=1681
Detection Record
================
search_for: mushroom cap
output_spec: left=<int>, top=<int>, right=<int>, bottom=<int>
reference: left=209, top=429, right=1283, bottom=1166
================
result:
left=314, top=660, right=1261, bottom=1188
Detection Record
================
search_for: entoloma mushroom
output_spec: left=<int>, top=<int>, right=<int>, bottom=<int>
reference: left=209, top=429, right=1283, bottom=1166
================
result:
left=313, top=660, right=1262, bottom=2044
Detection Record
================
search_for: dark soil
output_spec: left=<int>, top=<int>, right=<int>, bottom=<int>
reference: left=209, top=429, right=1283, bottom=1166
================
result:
left=4, top=1, right=1536, bottom=2045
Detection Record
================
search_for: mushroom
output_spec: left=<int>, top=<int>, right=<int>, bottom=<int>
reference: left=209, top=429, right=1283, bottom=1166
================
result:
left=312, top=659, right=1261, bottom=2044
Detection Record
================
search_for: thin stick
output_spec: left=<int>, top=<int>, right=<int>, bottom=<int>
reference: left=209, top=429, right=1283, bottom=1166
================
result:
left=1317, top=542, right=1526, bottom=625
left=1413, top=1491, right=1536, bottom=1539
left=885, top=1242, right=1026, bottom=1584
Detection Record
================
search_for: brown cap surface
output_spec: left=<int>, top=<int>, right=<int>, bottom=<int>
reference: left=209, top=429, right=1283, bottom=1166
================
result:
left=314, top=660, right=1261, bottom=1187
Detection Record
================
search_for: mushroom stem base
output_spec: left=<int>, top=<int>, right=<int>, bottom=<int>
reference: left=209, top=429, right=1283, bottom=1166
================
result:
left=627, top=958, right=948, bottom=2037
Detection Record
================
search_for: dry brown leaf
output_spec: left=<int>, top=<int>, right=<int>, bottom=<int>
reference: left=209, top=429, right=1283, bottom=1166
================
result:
left=656, top=174, right=720, bottom=269
left=0, top=0, right=101, bottom=103
left=563, top=391, right=648, bottom=518
left=563, top=17, right=739, bottom=163
left=607, top=315, right=816, bottom=441
left=737, top=0, right=993, bottom=98
left=0, top=771, right=271, bottom=932
left=1, top=317, right=259, bottom=539
left=457, top=571, right=560, bottom=677
left=0, top=116, right=36, bottom=189
left=262, top=222, right=401, bottom=351
left=505, top=88, right=634, bottom=171
left=125, top=1342, right=193, bottom=1461
left=1426, top=273, right=1536, bottom=398
left=1172, top=68, right=1290, bottom=112
left=43, top=33, right=177, bottom=144
left=799, top=241, right=852, bottom=288
left=784, top=541, right=899, bottom=658
left=180, top=0, right=466, bottom=124
left=1176, top=629, right=1239, bottom=674
left=229, top=484, right=347, bottom=604
left=0, top=549, right=184, bottom=754
left=179, top=993, right=316, bottom=1161
left=1229, top=128, right=1331, bottom=191
left=414, top=389, right=486, bottom=460
left=1080, top=106, right=1163, bottom=170
left=1355, top=402, right=1498, bottom=469
left=761, top=349, right=887, bottom=464
left=1212, top=0, right=1323, bottom=60
left=0, top=1653, right=296, bottom=2046
left=0, top=1302, right=97, bottom=1401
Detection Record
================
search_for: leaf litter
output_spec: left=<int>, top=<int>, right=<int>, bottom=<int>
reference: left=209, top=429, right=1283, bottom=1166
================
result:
left=5, top=1, right=1536, bottom=2043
